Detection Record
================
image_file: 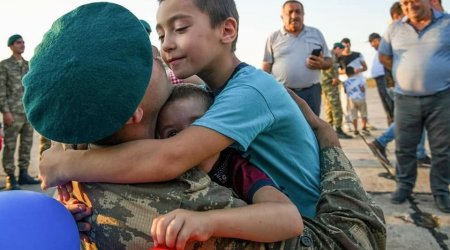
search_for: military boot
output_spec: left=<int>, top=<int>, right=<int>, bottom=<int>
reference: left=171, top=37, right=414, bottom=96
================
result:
left=4, top=174, right=21, bottom=190
left=336, top=127, right=352, bottom=139
left=18, top=170, right=41, bottom=185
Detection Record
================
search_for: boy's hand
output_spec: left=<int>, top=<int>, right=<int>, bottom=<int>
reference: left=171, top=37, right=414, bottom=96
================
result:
left=360, top=85, right=366, bottom=93
left=286, top=88, right=340, bottom=148
left=151, top=209, right=214, bottom=250
left=39, top=143, right=71, bottom=189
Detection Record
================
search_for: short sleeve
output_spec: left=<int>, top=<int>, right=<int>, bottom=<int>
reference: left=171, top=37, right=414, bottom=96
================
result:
left=230, top=153, right=278, bottom=203
left=193, top=84, right=274, bottom=151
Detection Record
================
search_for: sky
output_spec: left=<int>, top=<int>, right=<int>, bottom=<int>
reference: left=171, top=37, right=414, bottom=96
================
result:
left=1, top=0, right=449, bottom=77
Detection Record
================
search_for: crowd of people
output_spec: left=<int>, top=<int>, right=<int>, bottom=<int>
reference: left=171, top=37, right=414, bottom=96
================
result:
left=0, top=0, right=448, bottom=249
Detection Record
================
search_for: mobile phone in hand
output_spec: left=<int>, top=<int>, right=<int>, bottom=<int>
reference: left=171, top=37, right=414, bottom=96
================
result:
left=311, top=48, right=322, bottom=57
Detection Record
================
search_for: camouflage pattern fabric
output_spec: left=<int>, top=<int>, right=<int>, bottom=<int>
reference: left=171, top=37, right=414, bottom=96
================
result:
left=0, top=56, right=28, bottom=114
left=289, top=146, right=386, bottom=250
left=72, top=167, right=261, bottom=250
left=1, top=113, right=34, bottom=174
left=0, top=56, right=33, bottom=174
left=320, top=59, right=344, bottom=128
left=72, top=147, right=386, bottom=250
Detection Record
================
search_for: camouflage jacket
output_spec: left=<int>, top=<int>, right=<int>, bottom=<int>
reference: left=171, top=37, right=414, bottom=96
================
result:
left=73, top=147, right=386, bottom=250
left=320, top=56, right=340, bottom=86
left=0, top=56, right=28, bottom=114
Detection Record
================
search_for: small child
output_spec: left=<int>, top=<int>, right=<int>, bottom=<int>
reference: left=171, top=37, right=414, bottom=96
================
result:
left=152, top=83, right=302, bottom=247
left=344, top=67, right=369, bottom=135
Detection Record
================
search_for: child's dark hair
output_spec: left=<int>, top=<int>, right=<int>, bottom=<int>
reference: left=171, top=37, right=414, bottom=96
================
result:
left=165, top=83, right=214, bottom=111
left=345, top=66, right=355, bottom=76
left=157, top=0, right=239, bottom=52
left=390, top=2, right=403, bottom=19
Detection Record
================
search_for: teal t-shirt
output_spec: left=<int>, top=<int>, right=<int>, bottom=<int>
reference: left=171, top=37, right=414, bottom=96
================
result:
left=193, top=64, right=320, bottom=218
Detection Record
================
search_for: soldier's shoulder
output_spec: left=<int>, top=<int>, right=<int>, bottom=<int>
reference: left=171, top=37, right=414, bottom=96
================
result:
left=0, top=57, right=12, bottom=63
left=0, top=58, right=13, bottom=67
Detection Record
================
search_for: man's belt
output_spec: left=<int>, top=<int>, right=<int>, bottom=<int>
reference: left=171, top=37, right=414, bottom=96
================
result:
left=288, top=82, right=319, bottom=92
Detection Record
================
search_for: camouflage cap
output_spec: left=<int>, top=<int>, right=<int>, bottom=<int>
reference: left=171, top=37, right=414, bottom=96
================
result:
left=7, top=34, right=22, bottom=46
left=22, top=2, right=153, bottom=144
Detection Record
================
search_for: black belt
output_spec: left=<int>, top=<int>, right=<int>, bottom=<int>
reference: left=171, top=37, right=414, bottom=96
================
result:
left=288, top=83, right=319, bottom=92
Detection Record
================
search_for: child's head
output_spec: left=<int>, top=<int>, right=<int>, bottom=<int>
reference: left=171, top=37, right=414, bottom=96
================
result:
left=156, top=0, right=239, bottom=80
left=157, top=83, right=213, bottom=139
left=345, top=66, right=355, bottom=77
left=157, top=0, right=239, bottom=51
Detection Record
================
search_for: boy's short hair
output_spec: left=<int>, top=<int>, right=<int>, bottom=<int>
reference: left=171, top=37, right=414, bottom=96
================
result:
left=165, top=83, right=214, bottom=110
left=345, top=66, right=355, bottom=76
left=390, top=2, right=403, bottom=19
left=158, top=0, right=239, bottom=52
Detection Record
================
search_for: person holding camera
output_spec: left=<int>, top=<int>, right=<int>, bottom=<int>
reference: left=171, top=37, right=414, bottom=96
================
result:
left=262, top=0, right=332, bottom=116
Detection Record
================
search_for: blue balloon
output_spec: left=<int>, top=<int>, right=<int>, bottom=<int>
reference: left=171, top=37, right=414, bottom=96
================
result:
left=0, top=190, right=79, bottom=249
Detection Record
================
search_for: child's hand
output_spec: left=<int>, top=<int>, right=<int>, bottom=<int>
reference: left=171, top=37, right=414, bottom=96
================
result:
left=39, top=143, right=72, bottom=189
left=360, top=85, right=366, bottom=93
left=62, top=198, right=93, bottom=232
left=57, top=182, right=74, bottom=202
left=151, top=209, right=214, bottom=250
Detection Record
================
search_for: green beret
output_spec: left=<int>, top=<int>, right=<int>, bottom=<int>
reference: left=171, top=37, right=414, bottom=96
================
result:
left=333, top=42, right=345, bottom=49
left=140, top=19, right=151, bottom=34
left=23, top=2, right=153, bottom=144
left=7, top=34, right=22, bottom=46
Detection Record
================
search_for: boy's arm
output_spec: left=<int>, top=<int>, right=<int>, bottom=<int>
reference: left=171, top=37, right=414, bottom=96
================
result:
left=286, top=87, right=340, bottom=148
left=151, top=186, right=302, bottom=250
left=39, top=126, right=233, bottom=188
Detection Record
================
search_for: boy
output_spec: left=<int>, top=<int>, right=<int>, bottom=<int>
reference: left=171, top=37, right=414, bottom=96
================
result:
left=40, top=0, right=320, bottom=218
left=152, top=83, right=302, bottom=248
left=344, top=67, right=369, bottom=135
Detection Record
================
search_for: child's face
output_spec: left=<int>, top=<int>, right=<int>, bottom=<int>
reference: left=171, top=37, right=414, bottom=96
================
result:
left=156, top=0, right=223, bottom=79
left=157, top=97, right=207, bottom=139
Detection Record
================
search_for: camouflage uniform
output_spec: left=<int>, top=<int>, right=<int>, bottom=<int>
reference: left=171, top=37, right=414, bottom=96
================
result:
left=72, top=147, right=386, bottom=250
left=320, top=58, right=344, bottom=129
left=0, top=56, right=34, bottom=175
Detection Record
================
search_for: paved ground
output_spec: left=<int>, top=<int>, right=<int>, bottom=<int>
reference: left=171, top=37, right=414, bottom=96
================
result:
left=0, top=87, right=449, bottom=249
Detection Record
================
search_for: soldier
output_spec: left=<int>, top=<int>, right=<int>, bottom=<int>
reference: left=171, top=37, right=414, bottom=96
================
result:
left=320, top=42, right=352, bottom=139
left=0, top=34, right=40, bottom=190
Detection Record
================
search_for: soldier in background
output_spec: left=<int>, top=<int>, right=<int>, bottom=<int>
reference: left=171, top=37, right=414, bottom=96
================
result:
left=0, top=34, right=40, bottom=190
left=320, top=42, right=352, bottom=139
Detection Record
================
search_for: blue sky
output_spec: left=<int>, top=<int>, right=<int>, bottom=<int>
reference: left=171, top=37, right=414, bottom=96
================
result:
left=1, top=1, right=448, bottom=77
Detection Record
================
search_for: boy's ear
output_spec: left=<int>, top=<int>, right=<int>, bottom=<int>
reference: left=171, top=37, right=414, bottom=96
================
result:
left=125, top=107, right=144, bottom=125
left=220, top=17, right=238, bottom=45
